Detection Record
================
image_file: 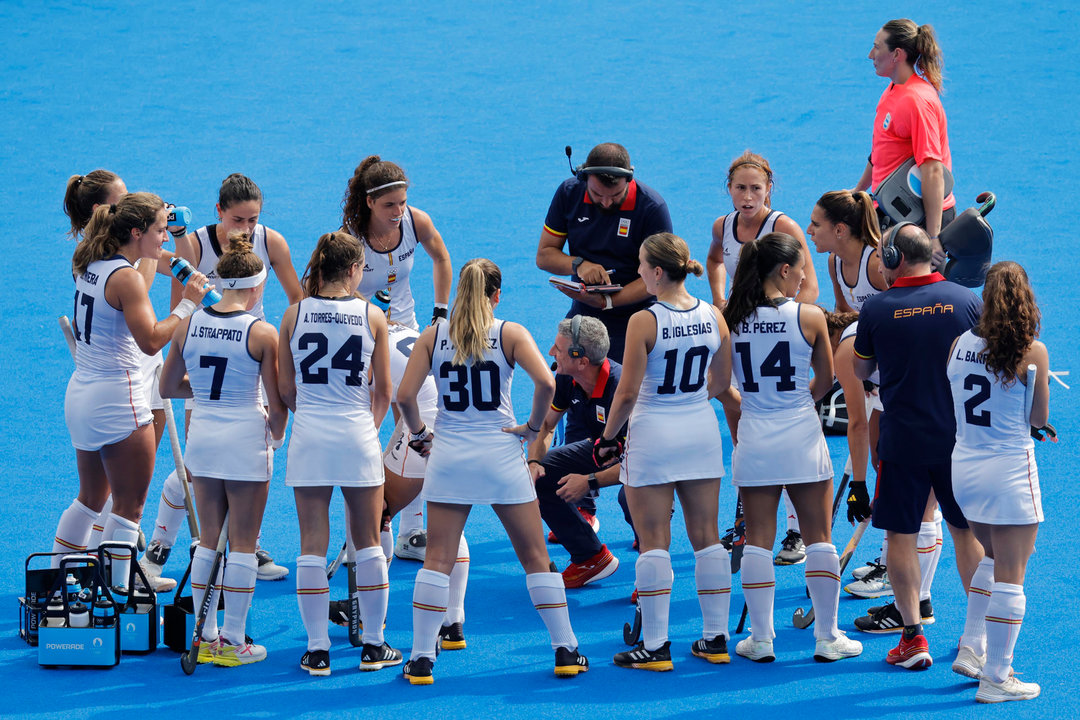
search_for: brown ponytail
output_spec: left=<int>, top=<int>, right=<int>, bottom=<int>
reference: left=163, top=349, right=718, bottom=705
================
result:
left=882, top=19, right=944, bottom=93
left=301, top=231, right=364, bottom=297
left=341, top=156, right=409, bottom=238
left=816, top=190, right=881, bottom=248
left=72, top=192, right=163, bottom=276
left=216, top=232, right=263, bottom=279
left=63, top=169, right=121, bottom=239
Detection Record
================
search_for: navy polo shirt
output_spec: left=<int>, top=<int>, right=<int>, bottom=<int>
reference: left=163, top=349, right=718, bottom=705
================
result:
left=550, top=358, right=625, bottom=443
left=854, top=273, right=981, bottom=464
left=543, top=177, right=672, bottom=320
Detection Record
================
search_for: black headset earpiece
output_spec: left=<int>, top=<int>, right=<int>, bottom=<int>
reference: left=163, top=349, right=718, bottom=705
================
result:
left=567, top=314, right=586, bottom=359
left=881, top=221, right=916, bottom=270
left=565, top=145, right=634, bottom=182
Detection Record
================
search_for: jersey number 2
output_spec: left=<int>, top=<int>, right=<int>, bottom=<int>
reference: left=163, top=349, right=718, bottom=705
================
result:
left=963, top=374, right=992, bottom=427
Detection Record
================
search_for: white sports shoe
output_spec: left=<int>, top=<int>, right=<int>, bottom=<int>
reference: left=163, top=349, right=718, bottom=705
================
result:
left=138, top=559, right=177, bottom=593
left=844, top=564, right=891, bottom=598
left=394, top=528, right=427, bottom=562
left=975, top=675, right=1040, bottom=703
left=735, top=636, right=775, bottom=663
left=256, top=548, right=289, bottom=581
left=951, top=645, right=985, bottom=679
left=813, top=631, right=863, bottom=662
left=851, top=558, right=883, bottom=581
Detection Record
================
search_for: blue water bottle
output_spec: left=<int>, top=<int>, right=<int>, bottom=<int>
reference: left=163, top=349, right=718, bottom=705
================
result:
left=169, top=256, right=222, bottom=307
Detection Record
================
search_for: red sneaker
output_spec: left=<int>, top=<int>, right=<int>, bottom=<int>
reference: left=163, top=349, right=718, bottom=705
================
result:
left=580, top=511, right=600, bottom=533
left=562, top=545, right=619, bottom=589
left=886, top=633, right=933, bottom=670
left=630, top=588, right=638, bottom=604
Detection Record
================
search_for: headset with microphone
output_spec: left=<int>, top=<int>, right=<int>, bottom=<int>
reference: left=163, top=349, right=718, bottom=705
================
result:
left=565, top=146, right=634, bottom=181
left=566, top=314, right=586, bottom=359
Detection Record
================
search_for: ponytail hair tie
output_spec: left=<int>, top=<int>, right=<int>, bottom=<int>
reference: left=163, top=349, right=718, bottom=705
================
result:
left=109, top=204, right=117, bottom=214
left=76, top=175, right=84, bottom=186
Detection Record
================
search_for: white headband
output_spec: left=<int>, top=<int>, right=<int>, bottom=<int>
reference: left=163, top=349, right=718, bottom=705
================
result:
left=366, top=180, right=407, bottom=195
left=220, top=266, right=267, bottom=290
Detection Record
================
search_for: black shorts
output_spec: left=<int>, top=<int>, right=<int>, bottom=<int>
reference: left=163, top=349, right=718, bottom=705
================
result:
left=871, top=459, right=968, bottom=534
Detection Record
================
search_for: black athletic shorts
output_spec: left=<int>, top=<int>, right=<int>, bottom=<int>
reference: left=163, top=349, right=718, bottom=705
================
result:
left=871, top=459, right=968, bottom=534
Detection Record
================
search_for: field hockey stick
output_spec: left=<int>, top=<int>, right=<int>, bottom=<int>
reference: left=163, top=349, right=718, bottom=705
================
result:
left=160, top=375, right=200, bottom=542
left=181, top=512, right=229, bottom=675
left=58, top=316, right=77, bottom=357
left=347, top=556, right=362, bottom=647
left=1024, top=363, right=1037, bottom=424
left=792, top=517, right=870, bottom=629
left=326, top=541, right=348, bottom=580
left=623, top=604, right=642, bottom=645
left=735, top=600, right=749, bottom=634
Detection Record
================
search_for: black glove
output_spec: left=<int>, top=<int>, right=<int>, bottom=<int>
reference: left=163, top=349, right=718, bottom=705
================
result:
left=1031, top=423, right=1058, bottom=442
left=408, top=425, right=434, bottom=457
left=592, top=435, right=625, bottom=468
left=431, top=305, right=448, bottom=325
left=846, top=481, right=872, bottom=524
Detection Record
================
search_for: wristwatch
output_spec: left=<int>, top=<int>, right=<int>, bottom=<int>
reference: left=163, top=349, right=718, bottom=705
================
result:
left=587, top=473, right=600, bottom=492
left=571, top=255, right=584, bottom=274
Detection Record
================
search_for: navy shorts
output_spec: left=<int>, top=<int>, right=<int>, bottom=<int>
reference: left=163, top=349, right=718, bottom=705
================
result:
left=871, top=459, right=968, bottom=534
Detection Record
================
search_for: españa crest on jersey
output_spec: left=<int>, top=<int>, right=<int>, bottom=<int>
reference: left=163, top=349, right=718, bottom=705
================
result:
left=618, top=218, right=631, bottom=237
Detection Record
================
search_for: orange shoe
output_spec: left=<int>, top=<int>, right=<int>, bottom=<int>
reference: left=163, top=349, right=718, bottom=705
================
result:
left=562, top=545, right=619, bottom=589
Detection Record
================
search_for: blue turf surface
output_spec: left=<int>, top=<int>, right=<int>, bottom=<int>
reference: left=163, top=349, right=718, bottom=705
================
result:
left=1, top=1, right=1077, bottom=717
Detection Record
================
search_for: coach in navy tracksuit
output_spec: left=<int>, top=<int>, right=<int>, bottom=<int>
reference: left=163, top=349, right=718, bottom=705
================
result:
left=536, top=142, right=672, bottom=362
left=528, top=316, right=633, bottom=589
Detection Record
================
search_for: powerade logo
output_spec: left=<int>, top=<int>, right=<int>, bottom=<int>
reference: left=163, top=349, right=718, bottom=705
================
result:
left=883, top=112, right=891, bottom=130
left=46, top=642, right=84, bottom=650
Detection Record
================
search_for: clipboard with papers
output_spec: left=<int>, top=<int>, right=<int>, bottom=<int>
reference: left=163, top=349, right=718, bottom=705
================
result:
left=548, top=277, right=622, bottom=294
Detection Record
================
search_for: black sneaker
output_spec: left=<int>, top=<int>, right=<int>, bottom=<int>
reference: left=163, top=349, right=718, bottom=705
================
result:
left=867, top=599, right=934, bottom=625
left=613, top=641, right=673, bottom=671
left=301, top=649, right=331, bottom=676
left=360, top=641, right=403, bottom=671
left=554, top=646, right=589, bottom=677
left=329, top=599, right=350, bottom=627
left=403, top=656, right=434, bottom=685
left=854, top=601, right=904, bottom=633
left=775, top=530, right=806, bottom=565
left=691, top=635, right=730, bottom=664
left=439, top=622, right=466, bottom=650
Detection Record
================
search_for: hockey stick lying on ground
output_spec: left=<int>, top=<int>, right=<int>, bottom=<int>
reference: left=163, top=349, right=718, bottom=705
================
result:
left=181, top=513, right=229, bottom=674
left=735, top=455, right=854, bottom=634
left=160, top=373, right=200, bottom=543
left=792, top=517, right=871, bottom=629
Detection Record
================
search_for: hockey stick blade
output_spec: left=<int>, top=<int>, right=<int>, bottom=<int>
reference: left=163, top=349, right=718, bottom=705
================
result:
left=792, top=518, right=870, bottom=630
left=622, top=605, right=642, bottom=645
left=326, top=542, right=347, bottom=580
left=181, top=513, right=229, bottom=674
left=735, top=602, right=749, bottom=634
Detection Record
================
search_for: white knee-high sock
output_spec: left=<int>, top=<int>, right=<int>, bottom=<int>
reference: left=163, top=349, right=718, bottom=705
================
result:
left=411, top=569, right=449, bottom=661
left=526, top=572, right=577, bottom=650
left=149, top=471, right=187, bottom=547
left=191, top=545, right=222, bottom=641
left=380, top=524, right=394, bottom=563
left=296, top=554, right=329, bottom=652
left=917, top=517, right=942, bottom=601
left=398, top=496, right=424, bottom=536
left=880, top=535, right=889, bottom=563
left=984, top=582, right=1026, bottom=683
left=354, top=545, right=389, bottom=646
left=741, top=545, right=776, bottom=642
left=805, top=542, right=841, bottom=641
left=782, top=490, right=800, bottom=533
left=960, top=557, right=994, bottom=655
left=221, top=551, right=257, bottom=645
left=636, top=549, right=673, bottom=651
left=446, top=534, right=470, bottom=626
left=694, top=543, right=731, bottom=640
left=88, top=495, right=114, bottom=551
left=102, top=513, right=139, bottom=588
left=51, top=499, right=99, bottom=568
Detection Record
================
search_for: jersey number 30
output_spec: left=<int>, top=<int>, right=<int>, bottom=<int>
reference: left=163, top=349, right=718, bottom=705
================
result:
left=439, top=361, right=500, bottom=411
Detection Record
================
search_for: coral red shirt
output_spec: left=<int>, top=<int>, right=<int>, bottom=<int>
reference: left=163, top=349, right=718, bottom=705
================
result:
left=870, top=74, right=955, bottom=211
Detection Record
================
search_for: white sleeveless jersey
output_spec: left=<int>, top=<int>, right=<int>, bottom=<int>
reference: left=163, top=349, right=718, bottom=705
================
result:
left=358, top=207, right=421, bottom=330
left=947, top=330, right=1035, bottom=452
left=430, top=319, right=516, bottom=431
left=72, top=256, right=142, bottom=377
left=182, top=308, right=262, bottom=408
left=840, top=321, right=879, bottom=385
left=291, top=296, right=376, bottom=412
left=731, top=300, right=815, bottom=414
left=193, top=224, right=272, bottom=319
left=637, top=300, right=721, bottom=410
left=720, top=210, right=785, bottom=285
left=387, top=322, right=438, bottom=426
left=833, top=244, right=880, bottom=311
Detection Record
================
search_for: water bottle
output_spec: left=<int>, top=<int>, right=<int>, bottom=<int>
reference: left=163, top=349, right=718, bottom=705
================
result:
left=45, top=597, right=66, bottom=628
left=69, top=602, right=90, bottom=628
left=166, top=206, right=192, bottom=227
left=169, top=256, right=222, bottom=307
left=93, top=597, right=115, bottom=628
